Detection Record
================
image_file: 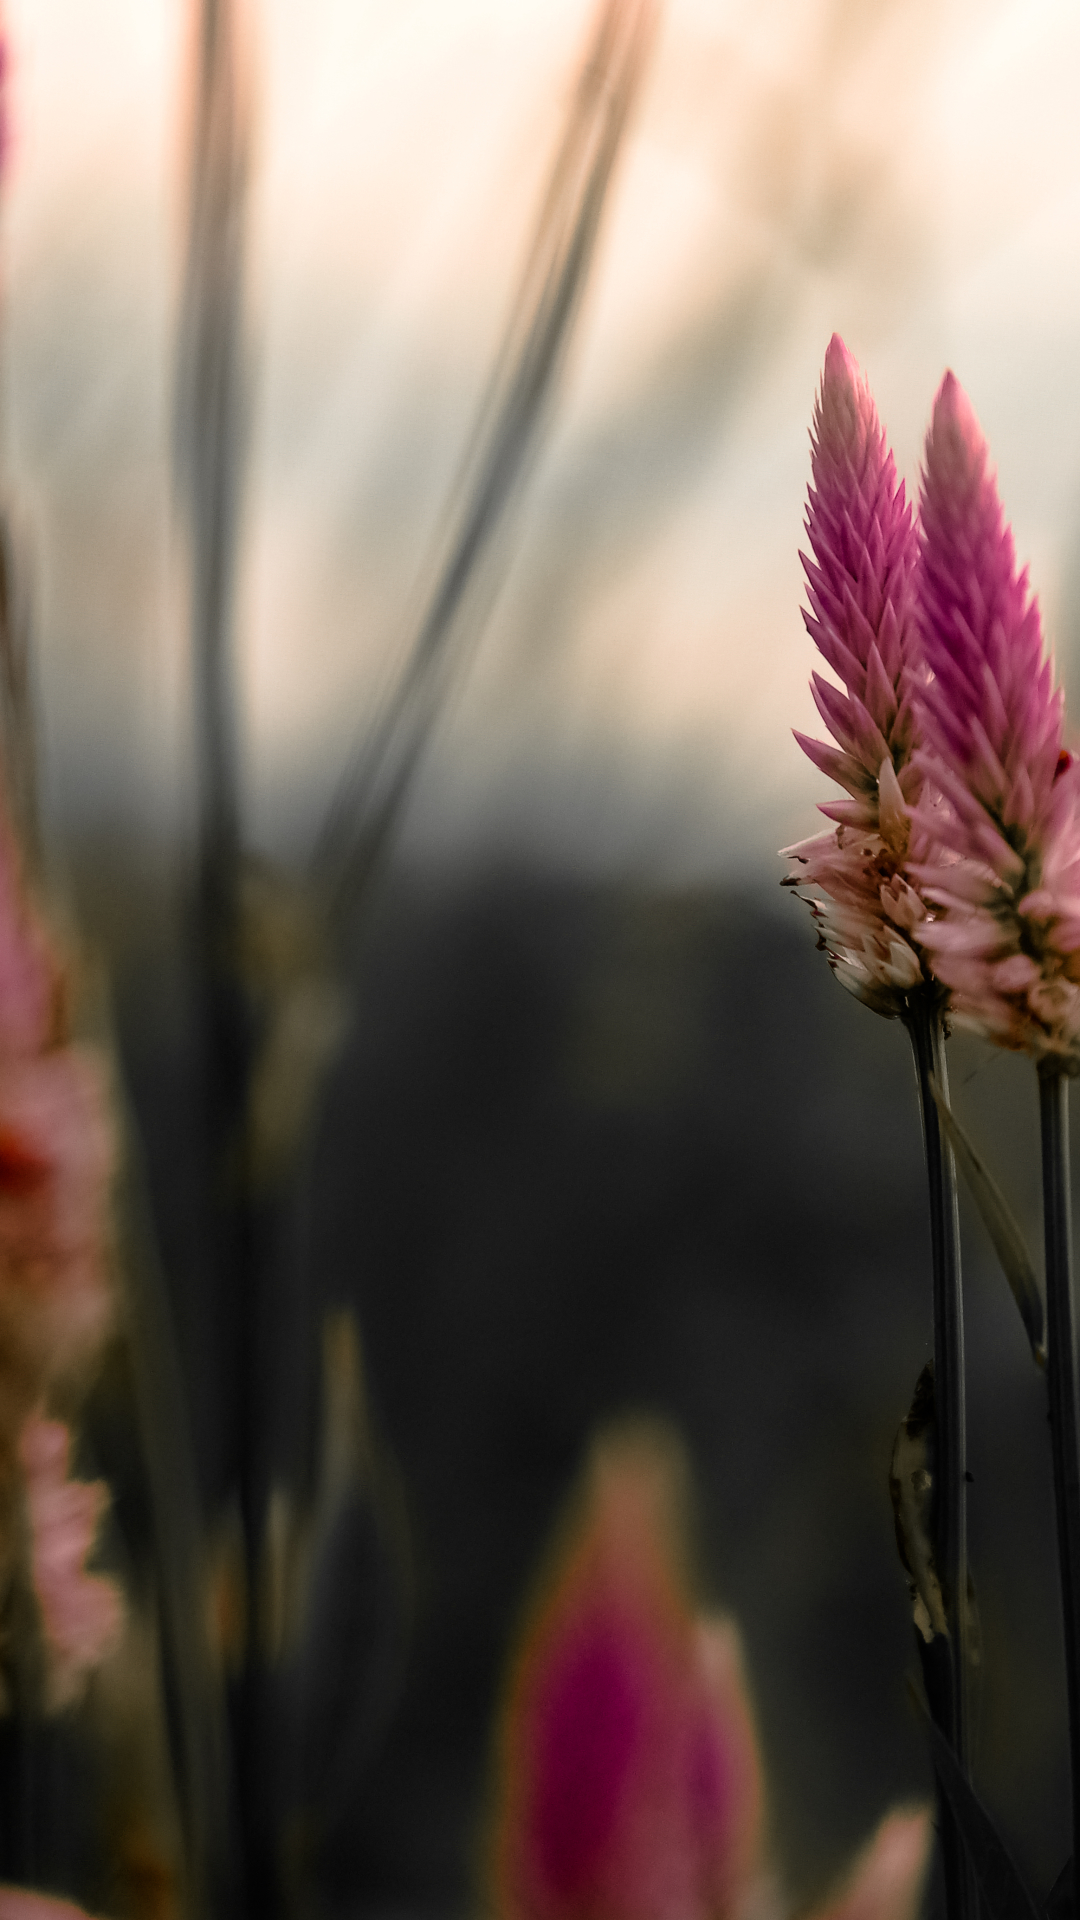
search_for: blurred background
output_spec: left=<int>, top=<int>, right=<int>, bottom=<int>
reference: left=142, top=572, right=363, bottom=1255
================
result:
left=3, top=0, right=1080, bottom=1911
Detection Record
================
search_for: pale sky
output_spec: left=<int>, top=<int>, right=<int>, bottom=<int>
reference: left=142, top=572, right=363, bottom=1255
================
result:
left=4, top=0, right=1080, bottom=879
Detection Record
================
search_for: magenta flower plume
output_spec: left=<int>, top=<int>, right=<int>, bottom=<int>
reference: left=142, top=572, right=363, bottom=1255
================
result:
left=488, top=1424, right=934, bottom=1920
left=784, top=335, right=929, bottom=1013
left=912, top=373, right=1080, bottom=1059
left=795, top=334, right=923, bottom=828
left=487, top=1427, right=767, bottom=1920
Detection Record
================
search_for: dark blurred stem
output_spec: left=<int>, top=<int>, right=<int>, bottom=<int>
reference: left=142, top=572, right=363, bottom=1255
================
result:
left=905, top=993, right=974, bottom=1920
left=179, top=0, right=271, bottom=1912
left=1039, top=1062, right=1080, bottom=1878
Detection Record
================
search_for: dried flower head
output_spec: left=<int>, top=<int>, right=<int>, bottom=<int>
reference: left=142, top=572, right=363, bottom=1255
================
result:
left=783, top=336, right=929, bottom=1012
left=912, top=373, right=1080, bottom=1060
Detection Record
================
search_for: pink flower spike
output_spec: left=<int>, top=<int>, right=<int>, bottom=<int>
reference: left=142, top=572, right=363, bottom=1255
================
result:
left=797, top=334, right=923, bottom=819
left=913, top=372, right=1080, bottom=1060
left=488, top=1426, right=766, bottom=1920
left=19, top=1414, right=123, bottom=1711
left=806, top=1807, right=932, bottom=1920
left=785, top=338, right=930, bottom=1016
left=917, top=372, right=1056, bottom=811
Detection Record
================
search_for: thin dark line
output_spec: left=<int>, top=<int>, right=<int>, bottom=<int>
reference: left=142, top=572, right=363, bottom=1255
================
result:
left=1039, top=1063, right=1080, bottom=1885
left=313, top=0, right=661, bottom=924
left=906, top=993, right=975, bottom=1920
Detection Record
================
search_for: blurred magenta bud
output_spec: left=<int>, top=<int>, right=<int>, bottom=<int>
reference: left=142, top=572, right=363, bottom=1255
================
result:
left=487, top=1425, right=765, bottom=1920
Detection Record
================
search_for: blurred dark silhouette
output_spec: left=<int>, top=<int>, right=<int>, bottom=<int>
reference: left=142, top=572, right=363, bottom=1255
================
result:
left=99, top=855, right=1068, bottom=1916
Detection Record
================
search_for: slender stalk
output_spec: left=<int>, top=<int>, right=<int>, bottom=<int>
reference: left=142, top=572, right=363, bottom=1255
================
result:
left=906, top=992, right=975, bottom=1920
left=177, top=0, right=268, bottom=1912
left=1039, top=1062, right=1080, bottom=1876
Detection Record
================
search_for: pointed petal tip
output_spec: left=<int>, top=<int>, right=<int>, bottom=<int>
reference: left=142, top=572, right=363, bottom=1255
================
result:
left=812, top=334, right=886, bottom=485
left=927, top=368, right=986, bottom=472
left=818, top=334, right=866, bottom=415
left=823, top=332, right=856, bottom=382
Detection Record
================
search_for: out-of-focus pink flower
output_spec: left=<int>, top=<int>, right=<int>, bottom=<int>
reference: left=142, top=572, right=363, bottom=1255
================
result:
left=488, top=1427, right=931, bottom=1920
left=784, top=336, right=929, bottom=1012
left=805, top=1809, right=931, bottom=1920
left=489, top=1428, right=767, bottom=1920
left=0, top=753, right=117, bottom=1674
left=0, top=1049, right=113, bottom=1383
left=0, top=1893, right=100, bottom=1920
left=19, top=1414, right=123, bottom=1711
left=912, top=373, right=1080, bottom=1059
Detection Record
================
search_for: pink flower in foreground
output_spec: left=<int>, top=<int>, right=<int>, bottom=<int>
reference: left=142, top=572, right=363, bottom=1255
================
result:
left=20, top=1414, right=123, bottom=1710
left=488, top=1425, right=930, bottom=1920
left=0, top=1050, right=113, bottom=1390
left=783, top=336, right=929, bottom=1013
left=912, top=373, right=1080, bottom=1059
left=489, top=1427, right=767, bottom=1920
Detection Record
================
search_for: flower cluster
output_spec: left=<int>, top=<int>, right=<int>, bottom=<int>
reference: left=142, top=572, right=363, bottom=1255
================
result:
left=0, top=810, right=120, bottom=1710
left=786, top=338, right=1080, bottom=1065
left=19, top=1416, right=122, bottom=1711
left=487, top=1424, right=930, bottom=1920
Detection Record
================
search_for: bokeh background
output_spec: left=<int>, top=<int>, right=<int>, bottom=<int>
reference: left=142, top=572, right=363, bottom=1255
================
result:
left=3, top=0, right=1080, bottom=1911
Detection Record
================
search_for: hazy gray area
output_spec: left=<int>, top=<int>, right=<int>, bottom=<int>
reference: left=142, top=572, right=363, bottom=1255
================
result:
left=6, top=0, right=1080, bottom=884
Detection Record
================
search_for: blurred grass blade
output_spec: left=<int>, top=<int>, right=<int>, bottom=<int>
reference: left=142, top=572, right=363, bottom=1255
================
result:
left=116, top=1098, right=233, bottom=1916
left=176, top=0, right=252, bottom=900
left=912, top=1689, right=1041, bottom=1920
left=273, top=1314, right=412, bottom=1832
left=175, top=3, right=264, bottom=1908
left=315, top=0, right=662, bottom=920
left=928, top=1072, right=1045, bottom=1367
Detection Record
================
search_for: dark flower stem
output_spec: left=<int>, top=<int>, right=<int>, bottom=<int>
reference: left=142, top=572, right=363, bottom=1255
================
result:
left=1038, top=1061, right=1080, bottom=1877
left=906, top=992, right=975, bottom=1920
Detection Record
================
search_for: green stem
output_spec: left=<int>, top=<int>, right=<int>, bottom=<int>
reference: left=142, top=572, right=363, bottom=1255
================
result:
left=906, top=993, right=975, bottom=1920
left=1039, top=1062, right=1080, bottom=1879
